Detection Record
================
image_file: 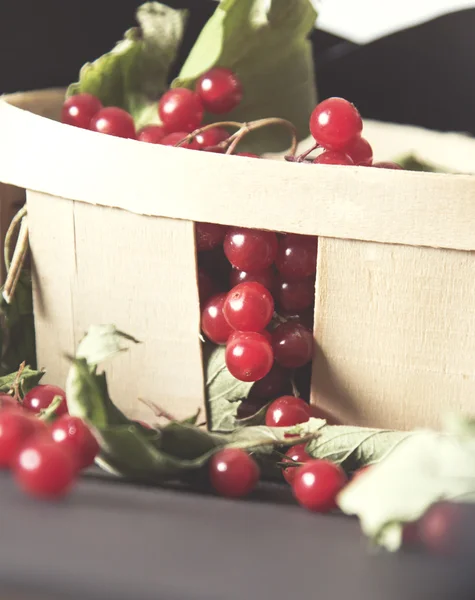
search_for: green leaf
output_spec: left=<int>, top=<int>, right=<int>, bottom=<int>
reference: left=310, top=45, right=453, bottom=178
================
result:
left=226, top=422, right=319, bottom=454
left=204, top=343, right=253, bottom=432
left=75, top=324, right=141, bottom=369
left=93, top=423, right=183, bottom=483
left=65, top=358, right=129, bottom=427
left=0, top=272, right=37, bottom=374
left=337, top=415, right=475, bottom=552
left=67, top=2, right=188, bottom=129
left=173, top=0, right=317, bottom=154
left=0, top=365, right=44, bottom=396
left=303, top=420, right=411, bottom=472
left=159, top=421, right=223, bottom=460
left=396, top=153, right=441, bottom=173
left=179, top=408, right=202, bottom=426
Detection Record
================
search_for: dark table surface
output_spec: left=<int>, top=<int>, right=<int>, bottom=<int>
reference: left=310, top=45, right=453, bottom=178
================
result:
left=1, top=471, right=475, bottom=600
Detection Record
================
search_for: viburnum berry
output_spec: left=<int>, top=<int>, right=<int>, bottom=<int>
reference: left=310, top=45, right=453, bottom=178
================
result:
left=0, top=393, right=22, bottom=412
left=344, top=136, right=373, bottom=166
left=14, top=439, right=76, bottom=500
left=195, top=67, right=243, bottom=114
left=195, top=222, right=228, bottom=252
left=51, top=415, right=99, bottom=471
left=225, top=331, right=273, bottom=382
left=23, top=385, right=68, bottom=416
left=275, top=234, right=317, bottom=281
left=309, top=97, right=362, bottom=151
left=197, top=267, right=218, bottom=306
left=229, top=267, right=275, bottom=292
left=223, top=282, right=274, bottom=332
left=224, top=227, right=278, bottom=273
left=89, top=107, right=136, bottom=139
left=275, top=276, right=315, bottom=312
left=292, top=459, right=348, bottom=512
left=278, top=307, right=314, bottom=332
left=209, top=448, right=259, bottom=498
left=250, top=362, right=289, bottom=400
left=201, top=293, right=234, bottom=345
left=272, top=322, right=314, bottom=369
left=0, top=411, right=38, bottom=468
left=313, top=151, right=354, bottom=165
left=158, top=88, right=203, bottom=133
left=265, top=395, right=311, bottom=428
left=282, top=443, right=311, bottom=484
left=418, top=502, right=465, bottom=556
left=160, top=132, right=200, bottom=149
left=61, top=93, right=103, bottom=129
left=373, top=161, right=403, bottom=170
left=194, top=127, right=229, bottom=149
left=198, top=246, right=233, bottom=285
left=137, top=124, right=166, bottom=144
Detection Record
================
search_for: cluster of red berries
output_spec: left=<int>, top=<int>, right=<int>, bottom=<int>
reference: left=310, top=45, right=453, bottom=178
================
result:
left=61, top=67, right=254, bottom=155
left=198, top=224, right=316, bottom=404
left=308, top=96, right=402, bottom=169
left=209, top=395, right=353, bottom=510
left=0, top=384, right=99, bottom=499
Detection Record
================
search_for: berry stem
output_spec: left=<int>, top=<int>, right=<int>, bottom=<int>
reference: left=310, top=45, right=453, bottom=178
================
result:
left=173, top=118, right=298, bottom=157
left=3, top=206, right=29, bottom=304
left=138, top=397, right=177, bottom=422
left=291, top=142, right=320, bottom=163
left=11, top=362, right=26, bottom=404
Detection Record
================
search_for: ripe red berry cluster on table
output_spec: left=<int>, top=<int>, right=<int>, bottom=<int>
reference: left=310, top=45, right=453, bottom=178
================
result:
left=0, top=385, right=99, bottom=500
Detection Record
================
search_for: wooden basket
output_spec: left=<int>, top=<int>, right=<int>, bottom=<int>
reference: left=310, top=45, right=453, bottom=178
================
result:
left=1, top=89, right=475, bottom=430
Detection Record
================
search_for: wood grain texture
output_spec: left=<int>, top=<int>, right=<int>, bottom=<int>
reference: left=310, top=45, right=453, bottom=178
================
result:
left=311, top=237, right=475, bottom=430
left=2, top=100, right=475, bottom=253
left=27, top=191, right=205, bottom=422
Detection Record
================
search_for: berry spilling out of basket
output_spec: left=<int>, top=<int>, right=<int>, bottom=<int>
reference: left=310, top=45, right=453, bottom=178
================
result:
left=0, top=379, right=99, bottom=500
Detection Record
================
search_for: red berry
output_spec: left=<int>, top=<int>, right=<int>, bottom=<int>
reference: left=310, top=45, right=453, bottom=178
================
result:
left=418, top=502, right=464, bottom=556
left=0, top=394, right=22, bottom=412
left=195, top=127, right=229, bottom=149
left=344, top=136, right=373, bottom=166
left=250, top=362, right=289, bottom=400
left=23, top=385, right=68, bottom=416
left=195, top=67, right=243, bottom=114
left=373, top=161, right=403, bottom=170
left=197, top=267, right=219, bottom=306
left=275, top=234, right=317, bottom=281
left=201, top=293, right=234, bottom=345
left=275, top=276, right=315, bottom=312
left=313, top=151, right=354, bottom=165
left=160, top=132, right=200, bottom=149
left=51, top=415, right=99, bottom=471
left=61, top=93, right=103, bottom=129
left=224, top=228, right=278, bottom=273
left=137, top=124, right=166, bottom=144
left=236, top=153, right=260, bottom=158
left=158, top=88, right=203, bottom=133
left=279, top=307, right=314, bottom=331
left=265, top=395, right=311, bottom=428
left=0, top=411, right=38, bottom=467
left=229, top=267, right=275, bottom=293
left=195, top=222, right=228, bottom=252
left=309, top=97, right=362, bottom=151
left=272, top=322, right=314, bottom=369
left=14, top=439, right=76, bottom=499
left=282, top=443, right=311, bottom=484
left=292, top=459, right=347, bottom=512
left=89, top=107, right=136, bottom=139
left=225, top=332, right=273, bottom=382
left=223, top=282, right=274, bottom=332
left=209, top=448, right=259, bottom=498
